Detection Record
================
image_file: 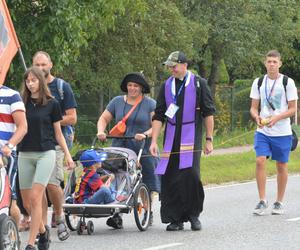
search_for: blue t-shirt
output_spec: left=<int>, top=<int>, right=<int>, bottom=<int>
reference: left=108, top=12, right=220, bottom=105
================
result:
left=106, top=95, right=156, bottom=154
left=48, top=78, right=77, bottom=115
left=48, top=78, right=77, bottom=144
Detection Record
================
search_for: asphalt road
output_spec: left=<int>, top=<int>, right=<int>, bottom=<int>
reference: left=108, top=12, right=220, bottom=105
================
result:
left=20, top=175, right=300, bottom=250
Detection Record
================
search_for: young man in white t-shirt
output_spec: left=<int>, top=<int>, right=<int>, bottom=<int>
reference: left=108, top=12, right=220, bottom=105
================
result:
left=250, top=50, right=298, bottom=215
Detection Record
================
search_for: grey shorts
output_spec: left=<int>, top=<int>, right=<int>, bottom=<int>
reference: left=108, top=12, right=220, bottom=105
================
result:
left=18, top=150, right=56, bottom=189
left=48, top=146, right=65, bottom=186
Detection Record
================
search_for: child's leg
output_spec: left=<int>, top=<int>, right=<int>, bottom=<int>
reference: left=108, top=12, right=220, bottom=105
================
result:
left=85, top=187, right=114, bottom=204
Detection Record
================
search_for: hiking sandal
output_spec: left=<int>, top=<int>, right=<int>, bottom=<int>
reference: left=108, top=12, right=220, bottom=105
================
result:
left=57, top=222, right=70, bottom=241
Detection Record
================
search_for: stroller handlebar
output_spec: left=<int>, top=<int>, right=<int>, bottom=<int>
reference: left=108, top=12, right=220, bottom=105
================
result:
left=91, top=136, right=146, bottom=153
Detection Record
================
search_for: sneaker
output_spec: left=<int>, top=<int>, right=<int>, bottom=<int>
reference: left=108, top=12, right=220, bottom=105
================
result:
left=253, top=200, right=268, bottom=215
left=25, top=245, right=37, bottom=250
left=106, top=214, right=123, bottom=229
left=272, top=201, right=284, bottom=215
left=37, top=225, right=50, bottom=250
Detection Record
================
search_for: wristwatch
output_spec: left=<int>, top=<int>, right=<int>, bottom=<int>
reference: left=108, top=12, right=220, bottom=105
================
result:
left=206, top=137, right=213, bottom=142
left=5, top=143, right=14, bottom=150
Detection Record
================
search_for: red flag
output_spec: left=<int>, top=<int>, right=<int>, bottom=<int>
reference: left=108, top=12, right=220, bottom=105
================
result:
left=0, top=0, right=20, bottom=85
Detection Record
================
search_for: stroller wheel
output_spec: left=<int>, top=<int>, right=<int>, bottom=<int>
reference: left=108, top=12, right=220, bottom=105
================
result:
left=65, top=214, right=79, bottom=231
left=87, top=221, right=94, bottom=235
left=133, top=183, right=151, bottom=231
left=76, top=220, right=85, bottom=235
left=0, top=214, right=20, bottom=250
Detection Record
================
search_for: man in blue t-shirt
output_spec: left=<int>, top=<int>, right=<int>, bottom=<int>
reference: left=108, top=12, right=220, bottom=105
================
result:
left=33, top=51, right=77, bottom=241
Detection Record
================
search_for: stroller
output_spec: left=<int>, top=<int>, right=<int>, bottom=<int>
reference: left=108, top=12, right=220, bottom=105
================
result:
left=0, top=156, right=20, bottom=250
left=63, top=136, right=151, bottom=235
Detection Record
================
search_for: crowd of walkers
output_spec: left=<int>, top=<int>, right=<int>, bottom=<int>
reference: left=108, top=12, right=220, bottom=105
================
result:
left=2, top=49, right=297, bottom=250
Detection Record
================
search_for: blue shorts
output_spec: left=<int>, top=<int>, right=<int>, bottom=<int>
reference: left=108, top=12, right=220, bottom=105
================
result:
left=254, top=132, right=292, bottom=163
left=6, top=152, right=18, bottom=200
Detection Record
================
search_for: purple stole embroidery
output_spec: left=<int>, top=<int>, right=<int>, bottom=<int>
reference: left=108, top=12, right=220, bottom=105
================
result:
left=155, top=73, right=196, bottom=175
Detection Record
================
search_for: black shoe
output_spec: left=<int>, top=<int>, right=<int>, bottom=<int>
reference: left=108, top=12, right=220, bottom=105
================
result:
left=189, top=216, right=201, bottom=231
left=142, top=211, right=153, bottom=226
left=106, top=214, right=123, bottom=229
left=25, top=245, right=37, bottom=250
left=166, top=222, right=184, bottom=231
left=37, top=225, right=50, bottom=250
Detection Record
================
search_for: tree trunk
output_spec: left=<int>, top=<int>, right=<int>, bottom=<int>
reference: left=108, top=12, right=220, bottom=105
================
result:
left=208, top=48, right=222, bottom=98
left=198, top=61, right=207, bottom=78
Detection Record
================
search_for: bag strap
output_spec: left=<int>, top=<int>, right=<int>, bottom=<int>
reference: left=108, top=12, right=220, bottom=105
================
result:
left=57, top=78, right=64, bottom=100
left=257, top=75, right=288, bottom=100
left=122, top=95, right=143, bottom=122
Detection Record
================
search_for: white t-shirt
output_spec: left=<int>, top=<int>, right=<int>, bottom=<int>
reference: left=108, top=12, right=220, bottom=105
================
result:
left=250, top=74, right=298, bottom=136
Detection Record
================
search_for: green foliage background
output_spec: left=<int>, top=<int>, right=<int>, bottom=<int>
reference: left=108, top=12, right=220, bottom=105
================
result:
left=4, top=0, right=300, bottom=143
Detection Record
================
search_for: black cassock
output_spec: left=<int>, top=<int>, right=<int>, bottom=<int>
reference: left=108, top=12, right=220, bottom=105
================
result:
left=153, top=76, right=215, bottom=223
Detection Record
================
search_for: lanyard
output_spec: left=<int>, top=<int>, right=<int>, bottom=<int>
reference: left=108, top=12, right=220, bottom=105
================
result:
left=264, top=76, right=277, bottom=102
left=171, top=74, right=187, bottom=104
left=264, top=76, right=277, bottom=110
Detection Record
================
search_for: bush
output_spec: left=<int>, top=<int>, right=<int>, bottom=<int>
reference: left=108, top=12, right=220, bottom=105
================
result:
left=233, top=79, right=254, bottom=91
left=75, top=116, right=97, bottom=145
left=214, top=92, right=231, bottom=135
left=233, top=87, right=252, bottom=128
left=218, top=59, right=230, bottom=84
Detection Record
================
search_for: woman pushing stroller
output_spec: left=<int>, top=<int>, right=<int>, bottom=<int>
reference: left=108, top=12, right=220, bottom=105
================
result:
left=97, top=72, right=160, bottom=228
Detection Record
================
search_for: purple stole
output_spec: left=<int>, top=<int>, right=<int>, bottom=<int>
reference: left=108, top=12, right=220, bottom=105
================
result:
left=155, top=72, right=196, bottom=175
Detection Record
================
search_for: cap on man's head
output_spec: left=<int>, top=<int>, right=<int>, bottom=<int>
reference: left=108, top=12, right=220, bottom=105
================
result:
left=163, top=51, right=187, bottom=67
left=79, top=149, right=107, bottom=167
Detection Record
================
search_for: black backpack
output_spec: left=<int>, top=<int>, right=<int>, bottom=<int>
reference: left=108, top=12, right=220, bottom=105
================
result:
left=257, top=75, right=298, bottom=151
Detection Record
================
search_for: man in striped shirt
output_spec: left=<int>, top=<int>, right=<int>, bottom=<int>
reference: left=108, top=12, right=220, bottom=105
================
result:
left=0, top=84, right=27, bottom=228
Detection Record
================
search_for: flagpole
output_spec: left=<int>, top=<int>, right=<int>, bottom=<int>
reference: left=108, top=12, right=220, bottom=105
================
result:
left=18, top=48, right=27, bottom=71
left=2, top=0, right=26, bottom=71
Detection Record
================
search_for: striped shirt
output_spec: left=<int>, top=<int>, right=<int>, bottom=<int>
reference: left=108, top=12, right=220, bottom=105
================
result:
left=0, top=86, right=25, bottom=148
left=74, top=169, right=103, bottom=204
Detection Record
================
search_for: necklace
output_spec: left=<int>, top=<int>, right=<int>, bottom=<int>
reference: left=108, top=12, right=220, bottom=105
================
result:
left=30, top=99, right=37, bottom=107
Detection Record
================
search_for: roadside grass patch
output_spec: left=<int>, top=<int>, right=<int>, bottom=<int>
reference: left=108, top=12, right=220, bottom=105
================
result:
left=201, top=148, right=300, bottom=185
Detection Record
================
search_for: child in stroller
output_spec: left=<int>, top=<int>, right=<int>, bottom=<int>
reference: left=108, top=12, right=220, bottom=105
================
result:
left=63, top=137, right=152, bottom=234
left=73, top=149, right=126, bottom=229
left=74, top=149, right=115, bottom=205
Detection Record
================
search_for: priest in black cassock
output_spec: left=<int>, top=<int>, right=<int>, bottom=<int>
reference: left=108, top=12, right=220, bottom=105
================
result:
left=150, top=51, right=215, bottom=231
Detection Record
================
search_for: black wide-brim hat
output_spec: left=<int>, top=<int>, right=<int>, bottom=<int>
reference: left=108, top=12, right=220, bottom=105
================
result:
left=120, top=72, right=150, bottom=94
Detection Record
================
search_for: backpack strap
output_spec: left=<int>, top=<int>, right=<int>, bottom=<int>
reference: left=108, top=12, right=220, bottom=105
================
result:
left=283, top=75, right=288, bottom=103
left=282, top=75, right=294, bottom=123
left=257, top=74, right=293, bottom=122
left=257, top=76, right=264, bottom=95
left=57, top=78, right=64, bottom=100
left=257, top=75, right=288, bottom=98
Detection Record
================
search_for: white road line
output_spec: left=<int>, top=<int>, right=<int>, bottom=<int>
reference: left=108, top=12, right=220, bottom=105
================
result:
left=142, top=243, right=183, bottom=250
left=286, top=217, right=300, bottom=222
left=205, top=174, right=300, bottom=190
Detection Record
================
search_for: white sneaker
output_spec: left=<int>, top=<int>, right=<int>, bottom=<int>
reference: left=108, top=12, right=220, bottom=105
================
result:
left=253, top=200, right=268, bottom=215
left=272, top=201, right=284, bottom=215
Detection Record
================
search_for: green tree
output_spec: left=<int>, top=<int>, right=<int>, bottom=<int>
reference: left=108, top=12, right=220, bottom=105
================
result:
left=176, top=0, right=299, bottom=94
left=7, top=0, right=146, bottom=86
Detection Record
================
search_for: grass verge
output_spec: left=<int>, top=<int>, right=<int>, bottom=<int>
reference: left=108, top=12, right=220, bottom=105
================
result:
left=201, top=147, right=300, bottom=185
